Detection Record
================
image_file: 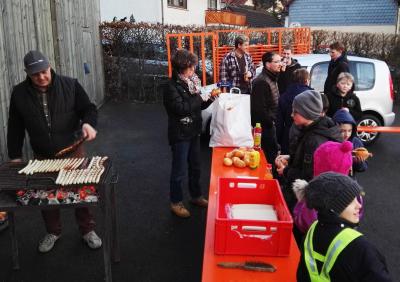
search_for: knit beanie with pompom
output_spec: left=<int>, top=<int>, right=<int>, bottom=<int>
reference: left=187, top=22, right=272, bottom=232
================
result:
left=313, top=141, right=353, bottom=177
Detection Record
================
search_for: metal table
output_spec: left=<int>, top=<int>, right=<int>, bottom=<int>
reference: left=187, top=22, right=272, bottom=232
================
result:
left=0, top=161, right=120, bottom=282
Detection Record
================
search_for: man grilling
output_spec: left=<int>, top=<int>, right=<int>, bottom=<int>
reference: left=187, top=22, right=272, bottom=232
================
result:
left=7, top=50, right=101, bottom=253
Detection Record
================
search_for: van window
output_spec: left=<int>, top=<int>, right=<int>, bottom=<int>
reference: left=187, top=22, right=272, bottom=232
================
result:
left=349, top=62, right=375, bottom=91
left=310, top=62, right=329, bottom=92
left=310, top=61, right=375, bottom=93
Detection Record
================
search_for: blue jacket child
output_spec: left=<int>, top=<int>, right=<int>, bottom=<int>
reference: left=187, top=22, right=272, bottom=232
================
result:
left=333, top=109, right=368, bottom=175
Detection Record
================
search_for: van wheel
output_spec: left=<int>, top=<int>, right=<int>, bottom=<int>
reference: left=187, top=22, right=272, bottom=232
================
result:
left=357, top=114, right=382, bottom=145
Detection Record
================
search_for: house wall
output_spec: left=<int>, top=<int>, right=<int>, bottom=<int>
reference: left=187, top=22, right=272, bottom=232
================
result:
left=100, top=0, right=221, bottom=25
left=164, top=1, right=208, bottom=25
left=100, top=0, right=161, bottom=22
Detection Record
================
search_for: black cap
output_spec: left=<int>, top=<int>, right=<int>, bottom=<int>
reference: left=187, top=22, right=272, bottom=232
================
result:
left=305, top=172, right=361, bottom=215
left=23, top=50, right=50, bottom=75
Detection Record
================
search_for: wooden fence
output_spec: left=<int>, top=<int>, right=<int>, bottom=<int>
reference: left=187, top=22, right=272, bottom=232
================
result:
left=0, top=0, right=105, bottom=163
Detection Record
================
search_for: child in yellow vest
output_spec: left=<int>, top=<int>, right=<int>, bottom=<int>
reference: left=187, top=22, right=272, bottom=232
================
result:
left=297, top=172, right=391, bottom=281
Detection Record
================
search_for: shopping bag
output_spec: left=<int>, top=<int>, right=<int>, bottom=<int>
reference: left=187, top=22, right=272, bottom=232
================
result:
left=209, top=88, right=254, bottom=147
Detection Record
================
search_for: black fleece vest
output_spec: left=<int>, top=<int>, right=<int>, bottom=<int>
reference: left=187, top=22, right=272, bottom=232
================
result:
left=11, top=73, right=80, bottom=157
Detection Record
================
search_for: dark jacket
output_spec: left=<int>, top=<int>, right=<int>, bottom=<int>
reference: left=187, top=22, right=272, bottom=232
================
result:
left=285, top=116, right=342, bottom=185
left=327, top=86, right=363, bottom=122
left=251, top=68, right=279, bottom=128
left=163, top=74, right=212, bottom=145
left=297, top=211, right=392, bottom=282
left=333, top=109, right=368, bottom=173
left=276, top=83, right=313, bottom=154
left=7, top=70, right=97, bottom=159
left=324, top=54, right=350, bottom=94
left=277, top=58, right=301, bottom=94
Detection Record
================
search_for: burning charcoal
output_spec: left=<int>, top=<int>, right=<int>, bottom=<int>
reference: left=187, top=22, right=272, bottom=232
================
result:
left=30, top=197, right=40, bottom=205
left=47, top=193, right=59, bottom=205
left=85, top=195, right=98, bottom=203
left=39, top=198, right=49, bottom=205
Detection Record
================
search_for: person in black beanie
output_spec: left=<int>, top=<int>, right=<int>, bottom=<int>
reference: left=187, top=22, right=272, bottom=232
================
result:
left=297, top=172, right=392, bottom=282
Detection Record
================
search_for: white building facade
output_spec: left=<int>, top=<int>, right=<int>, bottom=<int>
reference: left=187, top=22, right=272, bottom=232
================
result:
left=100, top=0, right=221, bottom=25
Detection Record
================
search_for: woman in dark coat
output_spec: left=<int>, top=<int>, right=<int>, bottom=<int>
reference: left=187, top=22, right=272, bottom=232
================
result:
left=297, top=172, right=392, bottom=282
left=163, top=49, right=213, bottom=218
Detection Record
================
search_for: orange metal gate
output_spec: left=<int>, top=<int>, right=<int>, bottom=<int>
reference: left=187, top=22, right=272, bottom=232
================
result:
left=166, top=27, right=311, bottom=86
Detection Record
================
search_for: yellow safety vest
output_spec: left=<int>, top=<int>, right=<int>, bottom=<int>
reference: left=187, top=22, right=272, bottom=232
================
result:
left=304, top=221, right=362, bottom=282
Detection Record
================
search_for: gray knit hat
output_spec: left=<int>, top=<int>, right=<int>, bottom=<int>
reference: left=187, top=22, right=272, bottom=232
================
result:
left=292, top=90, right=323, bottom=121
left=305, top=172, right=361, bottom=215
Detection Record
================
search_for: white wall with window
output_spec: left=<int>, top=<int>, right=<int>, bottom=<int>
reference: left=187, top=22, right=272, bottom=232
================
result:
left=164, top=0, right=220, bottom=25
left=100, top=0, right=161, bottom=22
left=100, top=0, right=221, bottom=25
left=208, top=0, right=218, bottom=10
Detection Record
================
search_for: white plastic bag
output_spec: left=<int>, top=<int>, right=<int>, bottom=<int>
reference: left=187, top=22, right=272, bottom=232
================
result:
left=209, top=88, right=254, bottom=147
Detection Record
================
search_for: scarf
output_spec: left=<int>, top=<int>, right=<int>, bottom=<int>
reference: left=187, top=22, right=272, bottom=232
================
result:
left=178, top=73, right=201, bottom=95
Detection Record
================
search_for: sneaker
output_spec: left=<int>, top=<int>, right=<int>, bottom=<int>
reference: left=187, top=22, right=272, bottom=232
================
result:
left=0, top=219, right=8, bottom=232
left=170, top=202, right=191, bottom=218
left=38, top=233, right=60, bottom=253
left=83, top=231, right=102, bottom=249
left=0, top=212, right=8, bottom=232
left=190, top=197, right=208, bottom=208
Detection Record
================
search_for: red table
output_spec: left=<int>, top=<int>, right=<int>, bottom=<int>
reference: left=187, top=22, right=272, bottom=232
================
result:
left=202, top=148, right=300, bottom=282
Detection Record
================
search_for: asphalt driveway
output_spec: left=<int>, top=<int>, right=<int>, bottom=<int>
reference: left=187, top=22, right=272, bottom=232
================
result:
left=0, top=100, right=399, bottom=282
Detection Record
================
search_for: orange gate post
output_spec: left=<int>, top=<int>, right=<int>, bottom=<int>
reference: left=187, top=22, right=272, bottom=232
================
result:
left=166, top=27, right=311, bottom=85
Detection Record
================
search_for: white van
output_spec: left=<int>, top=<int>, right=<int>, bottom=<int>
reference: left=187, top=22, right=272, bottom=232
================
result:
left=293, top=54, right=395, bottom=144
left=202, top=54, right=395, bottom=144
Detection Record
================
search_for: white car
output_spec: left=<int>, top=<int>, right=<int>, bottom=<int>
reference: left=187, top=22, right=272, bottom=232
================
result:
left=203, top=54, right=395, bottom=144
left=289, top=54, right=395, bottom=144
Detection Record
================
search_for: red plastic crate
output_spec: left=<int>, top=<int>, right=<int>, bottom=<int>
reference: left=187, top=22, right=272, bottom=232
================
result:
left=215, top=177, right=293, bottom=256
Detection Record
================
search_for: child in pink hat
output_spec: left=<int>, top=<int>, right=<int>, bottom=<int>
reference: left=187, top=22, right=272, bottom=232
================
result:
left=292, top=141, right=355, bottom=234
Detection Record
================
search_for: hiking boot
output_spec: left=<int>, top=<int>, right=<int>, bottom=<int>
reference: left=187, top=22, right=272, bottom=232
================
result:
left=170, top=202, right=191, bottom=218
left=38, top=233, right=60, bottom=253
left=190, top=197, right=208, bottom=208
left=82, top=231, right=102, bottom=249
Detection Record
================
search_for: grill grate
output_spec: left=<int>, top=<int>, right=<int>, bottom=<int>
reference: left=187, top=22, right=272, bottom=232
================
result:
left=0, top=160, right=112, bottom=191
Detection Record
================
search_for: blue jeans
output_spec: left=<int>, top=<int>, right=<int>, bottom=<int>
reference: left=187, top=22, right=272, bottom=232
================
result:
left=170, top=137, right=202, bottom=203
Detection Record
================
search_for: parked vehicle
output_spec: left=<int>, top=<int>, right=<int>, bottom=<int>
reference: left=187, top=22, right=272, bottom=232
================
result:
left=254, top=54, right=395, bottom=144
left=202, top=54, right=395, bottom=144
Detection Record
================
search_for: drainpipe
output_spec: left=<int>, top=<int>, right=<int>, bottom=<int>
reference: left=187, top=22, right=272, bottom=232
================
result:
left=161, top=0, right=165, bottom=25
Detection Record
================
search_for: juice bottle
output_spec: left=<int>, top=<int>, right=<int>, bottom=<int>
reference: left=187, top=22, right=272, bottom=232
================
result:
left=253, top=123, right=262, bottom=150
left=249, top=150, right=260, bottom=169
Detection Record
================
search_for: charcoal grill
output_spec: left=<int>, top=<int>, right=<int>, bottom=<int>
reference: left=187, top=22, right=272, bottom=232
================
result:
left=0, top=160, right=119, bottom=282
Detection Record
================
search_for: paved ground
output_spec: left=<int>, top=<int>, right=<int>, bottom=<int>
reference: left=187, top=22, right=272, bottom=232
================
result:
left=0, top=101, right=399, bottom=282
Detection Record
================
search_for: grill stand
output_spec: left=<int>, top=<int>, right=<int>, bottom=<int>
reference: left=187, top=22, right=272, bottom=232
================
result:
left=0, top=162, right=120, bottom=282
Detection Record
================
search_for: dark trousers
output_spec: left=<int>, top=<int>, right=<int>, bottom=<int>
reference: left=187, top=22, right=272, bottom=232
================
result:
left=38, top=145, right=95, bottom=236
left=170, top=137, right=202, bottom=203
left=261, top=123, right=279, bottom=164
left=41, top=208, right=95, bottom=236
